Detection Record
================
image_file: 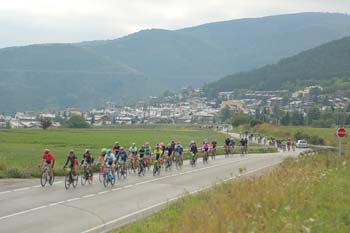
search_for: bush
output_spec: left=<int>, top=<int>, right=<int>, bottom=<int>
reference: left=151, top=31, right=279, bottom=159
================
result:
left=0, top=161, right=7, bottom=171
left=64, top=115, right=90, bottom=128
left=294, top=131, right=325, bottom=145
left=6, top=168, right=31, bottom=178
left=250, top=119, right=263, bottom=127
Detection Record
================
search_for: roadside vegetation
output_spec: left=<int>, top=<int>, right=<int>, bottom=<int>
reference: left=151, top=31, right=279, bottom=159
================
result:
left=114, top=151, right=350, bottom=233
left=236, top=123, right=349, bottom=147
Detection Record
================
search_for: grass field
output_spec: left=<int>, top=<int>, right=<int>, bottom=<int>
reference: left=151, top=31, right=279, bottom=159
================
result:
left=0, top=126, right=228, bottom=177
left=114, top=151, right=350, bottom=233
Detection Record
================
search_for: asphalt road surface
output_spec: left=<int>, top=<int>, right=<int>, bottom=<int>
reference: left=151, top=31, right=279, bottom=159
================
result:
left=0, top=151, right=300, bottom=233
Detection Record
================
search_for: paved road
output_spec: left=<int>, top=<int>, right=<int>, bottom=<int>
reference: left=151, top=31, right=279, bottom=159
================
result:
left=0, top=151, right=300, bottom=233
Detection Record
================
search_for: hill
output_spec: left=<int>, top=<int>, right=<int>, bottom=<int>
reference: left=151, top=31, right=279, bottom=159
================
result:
left=204, top=36, right=350, bottom=96
left=1, top=12, right=350, bottom=111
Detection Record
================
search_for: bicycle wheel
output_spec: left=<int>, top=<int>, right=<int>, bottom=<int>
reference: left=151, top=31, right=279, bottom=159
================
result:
left=157, top=164, right=161, bottom=176
left=72, top=174, right=78, bottom=188
left=40, top=171, right=47, bottom=187
left=99, top=172, right=104, bottom=183
left=103, top=175, right=108, bottom=188
left=111, top=172, right=116, bottom=186
left=49, top=173, right=54, bottom=186
left=88, top=171, right=93, bottom=184
left=153, top=163, right=157, bottom=176
left=81, top=172, right=87, bottom=186
left=65, top=174, right=71, bottom=190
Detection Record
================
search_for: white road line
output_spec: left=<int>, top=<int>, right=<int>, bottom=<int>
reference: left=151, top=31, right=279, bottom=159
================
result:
left=0, top=156, right=273, bottom=221
left=0, top=191, right=11, bottom=195
left=80, top=161, right=283, bottom=233
left=67, top=197, right=81, bottom=202
left=83, top=194, right=96, bottom=198
left=13, top=187, right=31, bottom=192
left=98, top=191, right=110, bottom=195
left=0, top=205, right=47, bottom=221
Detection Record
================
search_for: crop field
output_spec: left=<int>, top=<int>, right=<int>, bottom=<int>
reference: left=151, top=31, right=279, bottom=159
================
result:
left=0, top=126, right=228, bottom=177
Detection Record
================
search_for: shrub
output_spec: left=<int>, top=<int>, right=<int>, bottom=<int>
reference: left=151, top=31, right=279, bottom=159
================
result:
left=294, top=131, right=325, bottom=145
left=6, top=168, right=31, bottom=178
left=0, top=161, right=7, bottom=171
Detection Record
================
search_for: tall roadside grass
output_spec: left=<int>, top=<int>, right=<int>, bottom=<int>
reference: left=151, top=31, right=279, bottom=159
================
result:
left=114, top=152, right=350, bottom=233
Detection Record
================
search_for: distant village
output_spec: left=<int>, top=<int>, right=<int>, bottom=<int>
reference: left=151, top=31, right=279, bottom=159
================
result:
left=0, top=85, right=348, bottom=129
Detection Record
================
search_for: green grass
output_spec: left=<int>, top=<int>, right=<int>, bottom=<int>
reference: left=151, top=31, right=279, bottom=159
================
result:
left=0, top=126, right=228, bottom=177
left=113, top=152, right=350, bottom=233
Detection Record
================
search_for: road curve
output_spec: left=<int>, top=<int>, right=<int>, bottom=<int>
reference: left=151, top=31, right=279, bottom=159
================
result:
left=0, top=151, right=299, bottom=233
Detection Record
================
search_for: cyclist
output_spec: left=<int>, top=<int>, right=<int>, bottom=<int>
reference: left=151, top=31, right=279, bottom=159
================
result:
left=175, top=142, right=184, bottom=164
left=119, top=147, right=128, bottom=177
left=128, top=143, right=138, bottom=171
left=211, top=140, right=217, bottom=159
left=170, top=140, right=176, bottom=161
left=201, top=140, right=211, bottom=161
left=63, top=150, right=78, bottom=177
left=41, top=149, right=56, bottom=178
left=229, top=137, right=235, bottom=156
left=138, top=145, right=147, bottom=175
left=159, top=142, right=166, bottom=166
left=82, top=149, right=94, bottom=178
left=287, top=138, right=292, bottom=151
left=165, top=143, right=173, bottom=168
left=144, top=142, right=152, bottom=168
left=104, top=149, right=116, bottom=179
left=153, top=144, right=163, bottom=172
left=98, top=148, right=107, bottom=164
left=112, top=142, right=120, bottom=155
left=189, top=140, right=198, bottom=163
left=224, top=138, right=230, bottom=158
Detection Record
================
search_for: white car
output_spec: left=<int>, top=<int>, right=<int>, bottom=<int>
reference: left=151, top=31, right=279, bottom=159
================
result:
left=296, top=140, right=308, bottom=148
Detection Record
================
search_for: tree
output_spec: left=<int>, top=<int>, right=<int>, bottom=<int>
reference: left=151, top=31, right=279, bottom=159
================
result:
left=307, top=106, right=321, bottom=125
left=90, top=114, right=95, bottom=125
left=219, top=106, right=233, bottom=123
left=40, top=118, right=52, bottom=130
left=64, top=115, right=90, bottom=128
left=231, top=113, right=250, bottom=127
left=281, top=112, right=291, bottom=126
left=291, top=111, right=304, bottom=125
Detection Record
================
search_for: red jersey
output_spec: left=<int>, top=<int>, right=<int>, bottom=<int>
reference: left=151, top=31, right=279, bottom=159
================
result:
left=42, top=153, right=55, bottom=162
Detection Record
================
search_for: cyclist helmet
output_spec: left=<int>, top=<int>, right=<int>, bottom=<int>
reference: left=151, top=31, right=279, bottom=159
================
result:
left=132, top=143, right=136, bottom=146
left=101, top=148, right=107, bottom=153
left=44, top=149, right=49, bottom=154
left=85, top=149, right=90, bottom=153
left=69, top=149, right=74, bottom=153
left=159, top=142, right=164, bottom=147
left=115, top=141, right=119, bottom=145
left=156, top=144, right=160, bottom=149
left=191, top=140, right=195, bottom=144
left=106, top=149, right=111, bottom=154
left=142, top=145, right=145, bottom=148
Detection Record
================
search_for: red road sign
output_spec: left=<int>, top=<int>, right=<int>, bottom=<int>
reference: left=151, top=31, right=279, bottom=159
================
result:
left=337, top=128, right=346, bottom=138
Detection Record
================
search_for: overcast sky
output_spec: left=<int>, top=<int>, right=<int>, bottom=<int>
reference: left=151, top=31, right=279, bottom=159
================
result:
left=1, top=0, right=350, bottom=48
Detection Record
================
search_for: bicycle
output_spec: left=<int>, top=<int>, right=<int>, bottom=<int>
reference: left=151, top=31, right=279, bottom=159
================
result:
left=165, top=156, right=172, bottom=171
left=138, top=158, right=146, bottom=176
left=153, top=159, right=161, bottom=176
left=118, top=161, right=128, bottom=179
left=81, top=163, right=93, bottom=186
left=98, top=163, right=105, bottom=183
left=39, top=164, right=54, bottom=187
left=190, top=153, right=197, bottom=167
left=211, top=148, right=216, bottom=160
left=224, top=145, right=230, bottom=158
left=175, top=154, right=183, bottom=169
left=202, top=150, right=209, bottom=164
left=103, top=165, right=116, bottom=187
left=64, top=167, right=78, bottom=190
left=129, top=156, right=138, bottom=174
